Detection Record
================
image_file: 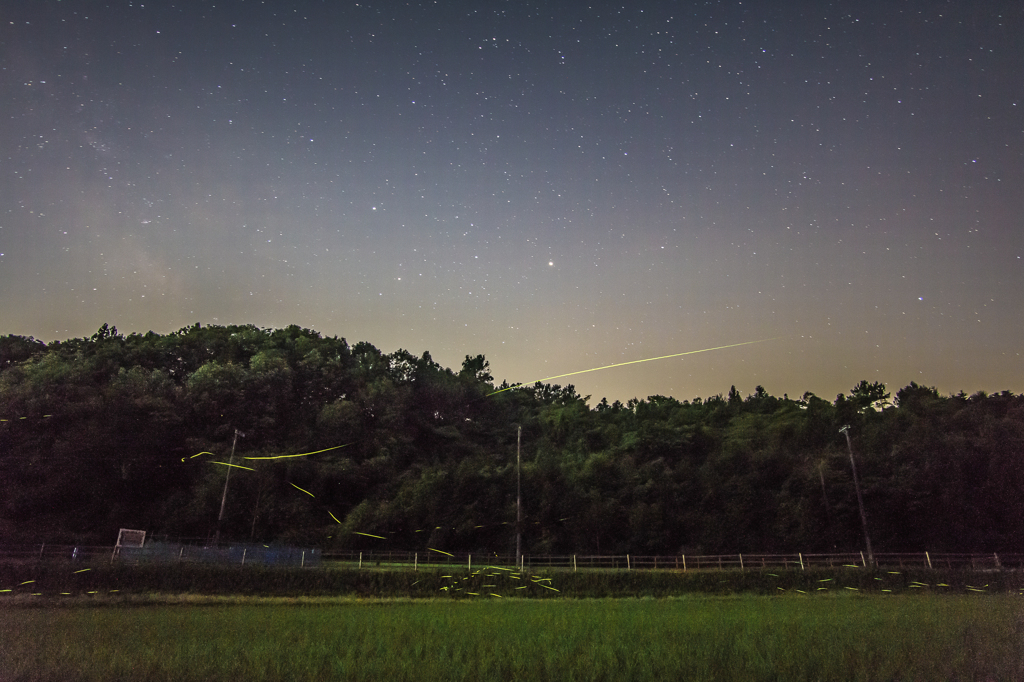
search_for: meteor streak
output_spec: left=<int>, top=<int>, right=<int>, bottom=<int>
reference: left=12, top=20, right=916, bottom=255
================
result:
left=488, top=339, right=776, bottom=395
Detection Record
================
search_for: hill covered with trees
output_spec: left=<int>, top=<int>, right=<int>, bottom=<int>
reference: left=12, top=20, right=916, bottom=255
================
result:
left=1, top=323, right=1021, bottom=554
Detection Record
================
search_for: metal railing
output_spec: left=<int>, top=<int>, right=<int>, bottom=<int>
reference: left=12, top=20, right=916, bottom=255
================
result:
left=320, top=550, right=1022, bottom=571
left=1, top=544, right=1020, bottom=571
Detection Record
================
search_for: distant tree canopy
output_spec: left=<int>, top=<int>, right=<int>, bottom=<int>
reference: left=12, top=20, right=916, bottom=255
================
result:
left=1, top=323, right=1022, bottom=554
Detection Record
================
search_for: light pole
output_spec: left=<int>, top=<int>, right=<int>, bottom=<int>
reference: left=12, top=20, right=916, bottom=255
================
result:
left=818, top=460, right=836, bottom=549
left=515, top=425, right=522, bottom=569
left=840, top=425, right=873, bottom=565
left=213, top=428, right=244, bottom=545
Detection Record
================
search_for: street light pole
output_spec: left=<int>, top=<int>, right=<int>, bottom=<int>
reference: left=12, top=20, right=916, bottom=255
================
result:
left=840, top=425, right=873, bottom=565
left=515, top=425, right=522, bottom=569
left=213, top=428, right=244, bottom=545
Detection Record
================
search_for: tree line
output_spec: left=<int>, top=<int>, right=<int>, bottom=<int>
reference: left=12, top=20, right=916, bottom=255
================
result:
left=1, top=323, right=1021, bottom=553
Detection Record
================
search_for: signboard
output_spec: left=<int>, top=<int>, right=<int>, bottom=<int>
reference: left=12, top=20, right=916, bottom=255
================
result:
left=112, top=528, right=146, bottom=561
left=116, top=529, right=146, bottom=548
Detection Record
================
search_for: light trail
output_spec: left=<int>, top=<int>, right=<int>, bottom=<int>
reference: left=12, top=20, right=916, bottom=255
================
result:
left=488, top=339, right=777, bottom=395
left=244, top=444, right=351, bottom=460
left=184, top=444, right=350, bottom=463
left=290, top=482, right=315, bottom=497
left=211, top=461, right=255, bottom=471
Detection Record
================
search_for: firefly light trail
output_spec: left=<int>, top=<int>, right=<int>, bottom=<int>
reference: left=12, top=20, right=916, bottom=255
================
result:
left=211, top=461, right=255, bottom=471
left=244, top=444, right=351, bottom=460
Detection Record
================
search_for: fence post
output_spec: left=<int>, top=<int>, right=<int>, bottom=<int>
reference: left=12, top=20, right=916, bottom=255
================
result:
left=468, top=554, right=472, bottom=572
left=925, top=551, right=932, bottom=569
left=799, top=553, right=804, bottom=570
left=414, top=552, right=418, bottom=571
left=682, top=554, right=686, bottom=572
left=241, top=548, right=247, bottom=566
left=627, top=554, right=630, bottom=570
left=573, top=555, right=577, bottom=572
left=301, top=550, right=305, bottom=568
left=994, top=553, right=1001, bottom=569
left=359, top=552, right=362, bottom=569
left=860, top=551, right=866, bottom=567
left=739, top=554, right=743, bottom=570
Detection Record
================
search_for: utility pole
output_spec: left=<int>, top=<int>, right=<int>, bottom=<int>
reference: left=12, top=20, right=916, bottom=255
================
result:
left=840, top=425, right=873, bottom=565
left=515, top=425, right=522, bottom=569
left=213, top=428, right=244, bottom=545
left=818, top=461, right=836, bottom=549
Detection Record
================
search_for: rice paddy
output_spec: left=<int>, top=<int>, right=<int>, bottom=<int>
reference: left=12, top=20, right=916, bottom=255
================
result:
left=2, top=594, right=1021, bottom=681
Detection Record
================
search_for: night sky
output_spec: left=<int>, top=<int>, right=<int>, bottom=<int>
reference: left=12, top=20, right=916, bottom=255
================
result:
left=2, top=1, right=1022, bottom=404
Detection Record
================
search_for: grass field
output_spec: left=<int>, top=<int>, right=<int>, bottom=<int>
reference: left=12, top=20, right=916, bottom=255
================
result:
left=1, top=595, right=1021, bottom=681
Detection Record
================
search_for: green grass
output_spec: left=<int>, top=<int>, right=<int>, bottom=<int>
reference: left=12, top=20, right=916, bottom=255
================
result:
left=1, top=595, right=1021, bottom=681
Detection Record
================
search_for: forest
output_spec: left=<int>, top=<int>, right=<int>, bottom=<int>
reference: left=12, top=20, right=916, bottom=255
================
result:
left=1, top=323, right=1021, bottom=554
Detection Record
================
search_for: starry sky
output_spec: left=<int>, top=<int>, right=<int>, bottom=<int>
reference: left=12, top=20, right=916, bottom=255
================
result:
left=2, top=0, right=1022, bottom=404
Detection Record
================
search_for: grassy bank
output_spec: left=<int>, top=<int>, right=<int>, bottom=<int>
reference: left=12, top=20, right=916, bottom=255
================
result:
left=2, top=595, right=1021, bottom=681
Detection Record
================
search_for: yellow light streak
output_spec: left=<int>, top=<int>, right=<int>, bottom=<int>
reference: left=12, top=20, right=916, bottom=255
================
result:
left=290, top=482, right=315, bottom=497
left=244, top=444, right=351, bottom=460
left=488, top=339, right=776, bottom=395
left=428, top=547, right=454, bottom=557
left=353, top=531, right=386, bottom=539
left=329, top=511, right=341, bottom=524
left=211, top=461, right=255, bottom=471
